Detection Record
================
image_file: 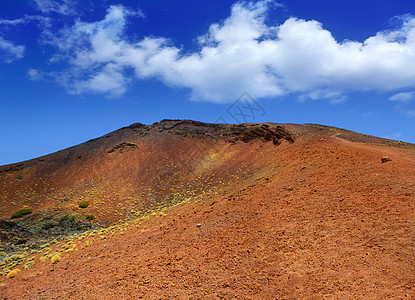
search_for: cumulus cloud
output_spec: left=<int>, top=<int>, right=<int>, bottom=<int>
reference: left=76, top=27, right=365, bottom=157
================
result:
left=0, top=36, right=25, bottom=62
left=69, top=64, right=130, bottom=97
left=40, top=1, right=415, bottom=102
left=39, top=5, right=140, bottom=97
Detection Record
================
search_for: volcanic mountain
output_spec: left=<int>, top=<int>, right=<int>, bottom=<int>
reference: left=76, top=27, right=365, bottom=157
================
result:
left=0, top=120, right=414, bottom=299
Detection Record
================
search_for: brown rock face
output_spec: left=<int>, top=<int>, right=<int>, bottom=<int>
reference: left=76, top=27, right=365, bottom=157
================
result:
left=381, top=156, right=392, bottom=163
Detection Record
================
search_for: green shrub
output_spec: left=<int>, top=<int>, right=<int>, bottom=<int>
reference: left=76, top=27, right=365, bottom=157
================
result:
left=16, top=175, right=23, bottom=179
left=85, top=214, right=95, bottom=221
left=11, top=208, right=32, bottom=219
left=41, top=221, right=55, bottom=229
left=59, top=215, right=75, bottom=222
left=78, top=201, right=89, bottom=208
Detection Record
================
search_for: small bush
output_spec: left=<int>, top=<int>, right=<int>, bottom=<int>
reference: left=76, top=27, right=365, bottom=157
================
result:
left=11, top=208, right=32, bottom=219
left=16, top=175, right=23, bottom=179
left=41, top=221, right=55, bottom=230
left=6, top=268, right=21, bottom=278
left=79, top=201, right=89, bottom=208
left=59, top=215, right=75, bottom=222
left=51, top=254, right=61, bottom=264
left=85, top=214, right=95, bottom=221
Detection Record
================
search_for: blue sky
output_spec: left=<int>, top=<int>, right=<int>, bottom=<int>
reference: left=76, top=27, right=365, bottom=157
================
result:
left=1, top=0, right=415, bottom=165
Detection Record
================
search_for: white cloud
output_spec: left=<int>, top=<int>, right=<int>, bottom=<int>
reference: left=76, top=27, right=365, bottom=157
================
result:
left=0, top=36, right=25, bottom=62
left=389, top=91, right=415, bottom=117
left=39, top=1, right=415, bottom=102
left=0, top=18, right=30, bottom=26
left=34, top=0, right=76, bottom=15
left=39, top=5, right=141, bottom=97
left=0, top=15, right=49, bottom=63
left=28, top=68, right=44, bottom=81
left=70, top=64, right=129, bottom=97
left=389, top=91, right=414, bottom=102
left=0, top=15, right=49, bottom=26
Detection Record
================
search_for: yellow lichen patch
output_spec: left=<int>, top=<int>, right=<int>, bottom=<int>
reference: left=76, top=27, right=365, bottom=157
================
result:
left=7, top=268, right=21, bottom=278
left=51, top=254, right=61, bottom=264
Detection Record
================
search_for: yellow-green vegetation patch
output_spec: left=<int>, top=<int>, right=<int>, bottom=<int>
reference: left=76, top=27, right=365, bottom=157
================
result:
left=6, top=268, right=20, bottom=278
left=9, top=254, right=25, bottom=260
left=24, top=261, right=35, bottom=270
left=79, top=201, right=89, bottom=208
left=11, top=208, right=32, bottom=219
left=51, top=254, right=61, bottom=264
left=59, top=214, right=75, bottom=222
left=0, top=189, right=206, bottom=278
left=85, top=214, right=95, bottom=221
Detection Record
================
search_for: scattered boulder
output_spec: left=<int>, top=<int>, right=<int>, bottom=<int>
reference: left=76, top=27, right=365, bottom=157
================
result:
left=381, top=156, right=392, bottom=163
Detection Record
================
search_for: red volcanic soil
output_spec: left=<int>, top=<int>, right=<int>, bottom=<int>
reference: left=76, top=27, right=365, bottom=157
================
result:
left=0, top=120, right=414, bottom=299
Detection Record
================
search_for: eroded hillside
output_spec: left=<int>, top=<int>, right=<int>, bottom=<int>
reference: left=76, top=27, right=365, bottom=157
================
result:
left=0, top=120, right=414, bottom=299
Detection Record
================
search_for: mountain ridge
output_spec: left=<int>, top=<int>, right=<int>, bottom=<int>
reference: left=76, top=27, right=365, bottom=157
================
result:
left=1, top=120, right=412, bottom=171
